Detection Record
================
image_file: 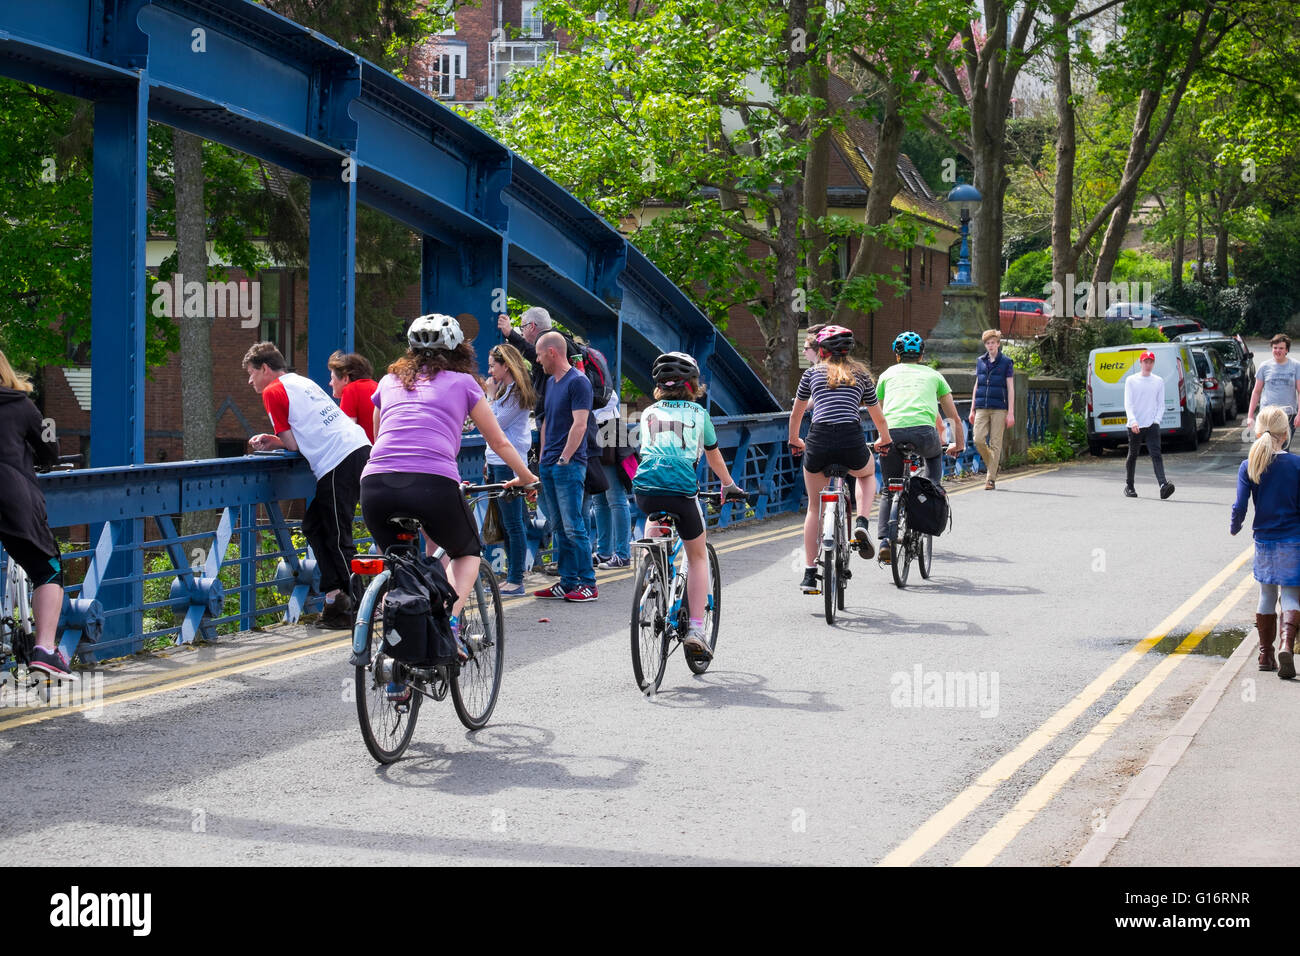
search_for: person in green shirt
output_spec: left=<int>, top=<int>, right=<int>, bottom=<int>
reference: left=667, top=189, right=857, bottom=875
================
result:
left=872, top=331, right=964, bottom=562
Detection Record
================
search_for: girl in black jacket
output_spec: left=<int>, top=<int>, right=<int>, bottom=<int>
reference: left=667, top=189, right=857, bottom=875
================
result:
left=0, top=350, right=74, bottom=679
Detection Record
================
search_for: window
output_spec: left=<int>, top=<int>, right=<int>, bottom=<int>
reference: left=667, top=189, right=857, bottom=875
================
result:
left=903, top=248, right=913, bottom=287
left=258, top=271, right=293, bottom=368
left=521, top=1, right=544, bottom=37
left=419, top=47, right=467, bottom=98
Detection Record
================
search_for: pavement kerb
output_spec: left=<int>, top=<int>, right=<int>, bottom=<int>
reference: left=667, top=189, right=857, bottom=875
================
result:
left=1070, top=612, right=1257, bottom=867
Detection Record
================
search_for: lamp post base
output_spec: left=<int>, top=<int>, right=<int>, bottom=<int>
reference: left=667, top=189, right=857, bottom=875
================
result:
left=925, top=285, right=989, bottom=367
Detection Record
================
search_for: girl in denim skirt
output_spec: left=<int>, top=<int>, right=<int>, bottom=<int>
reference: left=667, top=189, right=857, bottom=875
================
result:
left=1231, top=405, right=1300, bottom=678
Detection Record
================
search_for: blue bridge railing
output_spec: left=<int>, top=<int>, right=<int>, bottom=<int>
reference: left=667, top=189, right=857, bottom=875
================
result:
left=1026, top=388, right=1051, bottom=444
left=3, top=409, right=983, bottom=665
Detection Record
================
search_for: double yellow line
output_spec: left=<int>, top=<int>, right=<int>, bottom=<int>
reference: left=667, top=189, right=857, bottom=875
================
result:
left=880, top=544, right=1254, bottom=867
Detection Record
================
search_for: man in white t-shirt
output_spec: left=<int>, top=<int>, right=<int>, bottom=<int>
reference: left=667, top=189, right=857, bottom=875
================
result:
left=1124, top=351, right=1174, bottom=500
left=245, top=342, right=371, bottom=628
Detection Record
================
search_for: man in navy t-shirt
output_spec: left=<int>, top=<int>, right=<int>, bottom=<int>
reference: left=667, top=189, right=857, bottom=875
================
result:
left=533, top=331, right=597, bottom=601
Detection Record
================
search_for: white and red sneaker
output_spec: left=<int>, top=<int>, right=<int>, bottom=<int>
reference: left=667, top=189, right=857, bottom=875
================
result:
left=564, top=586, right=598, bottom=603
left=532, top=582, right=568, bottom=599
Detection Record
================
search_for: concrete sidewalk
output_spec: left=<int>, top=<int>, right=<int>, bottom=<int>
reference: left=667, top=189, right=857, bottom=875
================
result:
left=1074, top=618, right=1300, bottom=866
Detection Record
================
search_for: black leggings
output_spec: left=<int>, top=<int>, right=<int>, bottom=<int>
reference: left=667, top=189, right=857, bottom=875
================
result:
left=1125, top=424, right=1168, bottom=487
left=361, top=472, right=482, bottom=558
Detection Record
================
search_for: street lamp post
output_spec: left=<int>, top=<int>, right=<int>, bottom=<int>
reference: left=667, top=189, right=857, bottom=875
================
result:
left=945, top=180, right=982, bottom=288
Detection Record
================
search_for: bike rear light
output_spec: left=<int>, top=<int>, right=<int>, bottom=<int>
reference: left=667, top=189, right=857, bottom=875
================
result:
left=888, top=480, right=904, bottom=492
left=821, top=493, right=839, bottom=503
left=351, top=558, right=386, bottom=575
left=394, top=532, right=417, bottom=542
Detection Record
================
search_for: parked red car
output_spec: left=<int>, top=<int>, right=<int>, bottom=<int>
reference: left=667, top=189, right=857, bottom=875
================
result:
left=998, top=297, right=1049, bottom=336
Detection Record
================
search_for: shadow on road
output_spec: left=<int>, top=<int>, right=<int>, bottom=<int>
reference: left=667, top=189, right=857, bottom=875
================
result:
left=644, top=670, right=843, bottom=713
left=389, top=723, right=646, bottom=795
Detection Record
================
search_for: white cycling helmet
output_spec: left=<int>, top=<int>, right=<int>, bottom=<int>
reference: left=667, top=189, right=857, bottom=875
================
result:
left=407, top=313, right=465, bottom=352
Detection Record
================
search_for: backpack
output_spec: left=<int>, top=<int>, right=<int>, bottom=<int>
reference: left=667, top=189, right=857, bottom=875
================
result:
left=381, top=551, right=459, bottom=665
left=571, top=343, right=614, bottom=407
left=904, top=475, right=952, bottom=536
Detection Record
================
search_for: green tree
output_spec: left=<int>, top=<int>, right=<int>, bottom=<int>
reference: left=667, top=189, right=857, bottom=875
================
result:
left=468, top=0, right=966, bottom=400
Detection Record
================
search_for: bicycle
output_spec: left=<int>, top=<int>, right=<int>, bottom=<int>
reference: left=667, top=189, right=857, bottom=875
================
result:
left=629, top=489, right=747, bottom=694
left=350, top=481, right=530, bottom=764
left=879, top=440, right=935, bottom=588
left=809, top=464, right=855, bottom=624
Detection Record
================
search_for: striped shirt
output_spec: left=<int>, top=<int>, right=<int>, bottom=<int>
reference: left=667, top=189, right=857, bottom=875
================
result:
left=796, top=364, right=877, bottom=425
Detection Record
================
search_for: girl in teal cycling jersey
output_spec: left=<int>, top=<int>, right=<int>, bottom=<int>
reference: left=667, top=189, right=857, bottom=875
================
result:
left=633, top=352, right=744, bottom=659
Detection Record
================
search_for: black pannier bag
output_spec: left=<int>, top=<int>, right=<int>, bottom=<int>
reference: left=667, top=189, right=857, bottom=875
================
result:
left=904, top=475, right=951, bottom=536
left=381, top=551, right=459, bottom=665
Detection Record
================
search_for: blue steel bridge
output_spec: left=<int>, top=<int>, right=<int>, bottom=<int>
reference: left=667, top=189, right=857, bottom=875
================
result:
left=0, top=0, right=984, bottom=661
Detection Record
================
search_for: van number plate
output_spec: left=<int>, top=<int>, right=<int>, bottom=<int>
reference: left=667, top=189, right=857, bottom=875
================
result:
left=1100, top=416, right=1126, bottom=426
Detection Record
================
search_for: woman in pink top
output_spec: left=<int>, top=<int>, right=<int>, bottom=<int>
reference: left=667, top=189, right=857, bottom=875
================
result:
left=361, top=314, right=537, bottom=635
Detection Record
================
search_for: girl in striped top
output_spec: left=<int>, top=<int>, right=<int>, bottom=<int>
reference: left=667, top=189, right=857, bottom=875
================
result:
left=788, top=326, right=892, bottom=592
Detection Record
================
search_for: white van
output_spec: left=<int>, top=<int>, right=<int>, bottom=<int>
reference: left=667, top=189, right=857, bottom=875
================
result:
left=1086, top=342, right=1211, bottom=455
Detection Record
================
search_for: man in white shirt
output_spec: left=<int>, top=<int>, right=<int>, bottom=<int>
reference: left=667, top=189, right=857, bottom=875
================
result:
left=244, top=341, right=371, bottom=628
left=1124, top=351, right=1174, bottom=499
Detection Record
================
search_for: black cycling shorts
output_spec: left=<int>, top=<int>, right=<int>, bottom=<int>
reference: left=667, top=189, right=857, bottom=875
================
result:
left=802, top=421, right=871, bottom=474
left=1, top=532, right=63, bottom=587
left=634, top=493, right=706, bottom=541
left=361, top=472, right=482, bottom=559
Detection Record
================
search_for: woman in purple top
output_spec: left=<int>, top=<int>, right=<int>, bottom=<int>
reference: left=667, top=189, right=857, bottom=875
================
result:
left=361, top=314, right=537, bottom=638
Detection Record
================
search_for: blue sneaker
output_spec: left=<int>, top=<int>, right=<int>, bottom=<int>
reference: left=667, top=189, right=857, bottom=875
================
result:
left=598, top=555, right=631, bottom=569
left=499, top=582, right=526, bottom=596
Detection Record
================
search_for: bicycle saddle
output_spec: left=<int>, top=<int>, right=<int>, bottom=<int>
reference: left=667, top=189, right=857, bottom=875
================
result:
left=823, top=464, right=851, bottom=478
left=387, top=516, right=422, bottom=532
left=892, top=440, right=918, bottom=455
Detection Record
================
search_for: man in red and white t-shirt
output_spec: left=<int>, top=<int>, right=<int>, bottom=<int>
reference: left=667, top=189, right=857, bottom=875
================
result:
left=245, top=342, right=371, bottom=628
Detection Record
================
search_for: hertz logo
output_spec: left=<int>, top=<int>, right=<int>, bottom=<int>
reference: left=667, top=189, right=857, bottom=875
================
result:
left=1098, top=361, right=1128, bottom=370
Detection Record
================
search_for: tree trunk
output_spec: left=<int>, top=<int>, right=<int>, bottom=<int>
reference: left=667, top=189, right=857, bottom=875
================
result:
left=1171, top=179, right=1185, bottom=292
left=1089, top=89, right=1158, bottom=294
left=1044, top=5, right=1078, bottom=368
left=828, top=82, right=905, bottom=363
left=174, top=129, right=216, bottom=537
left=802, top=6, right=831, bottom=329
left=765, top=186, right=804, bottom=404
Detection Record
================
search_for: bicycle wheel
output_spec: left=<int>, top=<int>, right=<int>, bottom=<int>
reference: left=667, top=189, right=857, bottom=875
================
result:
left=836, top=509, right=850, bottom=611
left=890, top=505, right=912, bottom=589
left=355, top=578, right=421, bottom=764
left=684, top=543, right=721, bottom=675
left=451, top=563, right=504, bottom=730
left=631, top=556, right=670, bottom=692
left=918, top=532, right=933, bottom=579
left=822, top=521, right=838, bottom=625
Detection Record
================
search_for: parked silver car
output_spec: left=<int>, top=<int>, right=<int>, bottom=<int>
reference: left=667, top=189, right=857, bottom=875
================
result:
left=1191, top=345, right=1237, bottom=426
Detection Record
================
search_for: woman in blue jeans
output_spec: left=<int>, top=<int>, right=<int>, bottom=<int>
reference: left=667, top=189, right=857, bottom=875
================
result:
left=485, top=344, right=536, bottom=594
left=590, top=391, right=632, bottom=568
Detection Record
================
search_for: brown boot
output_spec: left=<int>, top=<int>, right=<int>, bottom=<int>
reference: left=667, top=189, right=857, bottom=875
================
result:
left=1258, top=613, right=1278, bottom=671
left=1279, top=611, right=1298, bottom=680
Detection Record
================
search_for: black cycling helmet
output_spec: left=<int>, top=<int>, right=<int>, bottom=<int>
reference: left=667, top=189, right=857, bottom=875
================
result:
left=893, top=331, right=924, bottom=355
left=652, top=351, right=700, bottom=384
left=816, top=325, right=854, bottom=355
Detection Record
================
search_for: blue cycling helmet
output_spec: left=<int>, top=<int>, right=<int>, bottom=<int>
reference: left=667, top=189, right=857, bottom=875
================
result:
left=893, top=331, right=924, bottom=355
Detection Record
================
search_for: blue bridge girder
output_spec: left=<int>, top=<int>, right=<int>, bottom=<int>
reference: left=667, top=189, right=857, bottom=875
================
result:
left=0, top=0, right=785, bottom=659
left=0, top=0, right=780, bottom=439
